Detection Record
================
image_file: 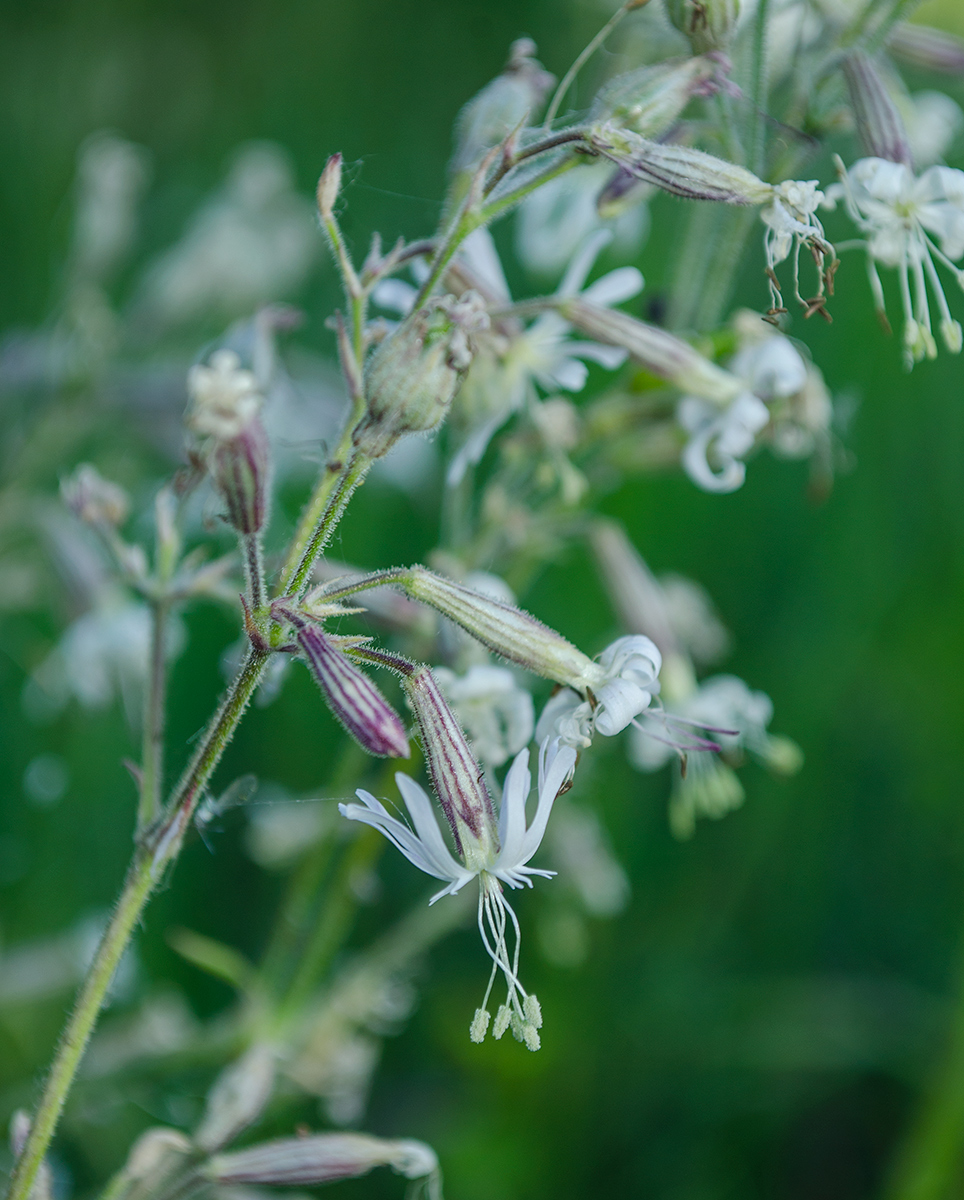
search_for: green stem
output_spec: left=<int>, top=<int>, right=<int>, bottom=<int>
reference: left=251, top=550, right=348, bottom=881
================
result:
left=542, top=1, right=636, bottom=130
left=138, top=599, right=168, bottom=830
left=241, top=533, right=266, bottom=612
left=747, top=0, right=772, bottom=177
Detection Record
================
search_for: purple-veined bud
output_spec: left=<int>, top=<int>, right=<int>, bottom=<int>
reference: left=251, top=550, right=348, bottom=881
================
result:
left=316, top=152, right=342, bottom=219
left=665, top=0, right=741, bottom=53
left=61, top=463, right=130, bottom=527
left=843, top=53, right=912, bottom=167
left=888, top=23, right=964, bottom=75
left=354, top=292, right=489, bottom=459
left=187, top=349, right=271, bottom=535
left=557, top=299, right=742, bottom=403
left=452, top=38, right=555, bottom=173
left=402, top=666, right=499, bottom=863
left=593, top=55, right=721, bottom=138
left=588, top=124, right=773, bottom=205
left=280, top=609, right=409, bottom=759
left=400, top=566, right=607, bottom=694
left=204, top=1132, right=438, bottom=1186
left=194, top=1043, right=277, bottom=1153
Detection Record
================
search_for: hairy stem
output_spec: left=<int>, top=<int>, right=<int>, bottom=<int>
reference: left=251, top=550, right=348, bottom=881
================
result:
left=138, top=599, right=168, bottom=830
left=241, top=533, right=267, bottom=611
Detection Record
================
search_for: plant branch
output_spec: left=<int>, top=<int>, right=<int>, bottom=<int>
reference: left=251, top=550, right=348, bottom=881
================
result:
left=138, top=599, right=168, bottom=830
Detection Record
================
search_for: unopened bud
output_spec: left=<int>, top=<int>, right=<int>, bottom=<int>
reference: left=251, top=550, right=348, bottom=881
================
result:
left=589, top=124, right=773, bottom=204
left=593, top=55, right=720, bottom=138
left=888, top=23, right=964, bottom=75
left=354, top=292, right=489, bottom=459
left=843, top=53, right=912, bottom=166
left=401, top=565, right=605, bottom=692
left=403, top=666, right=499, bottom=861
left=205, top=1133, right=438, bottom=1186
left=195, top=1043, right=277, bottom=1153
left=666, top=0, right=741, bottom=53
left=316, top=152, right=342, bottom=219
left=558, top=299, right=742, bottom=403
left=761, top=733, right=804, bottom=775
left=280, top=609, right=409, bottom=759
left=62, top=464, right=130, bottom=527
left=187, top=349, right=271, bottom=535
left=452, top=38, right=555, bottom=172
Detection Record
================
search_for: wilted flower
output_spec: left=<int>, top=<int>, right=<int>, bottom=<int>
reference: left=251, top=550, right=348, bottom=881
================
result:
left=826, top=155, right=964, bottom=365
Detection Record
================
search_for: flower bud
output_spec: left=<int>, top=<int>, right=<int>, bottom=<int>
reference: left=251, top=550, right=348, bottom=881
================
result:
left=187, top=349, right=271, bottom=535
left=401, top=565, right=605, bottom=692
left=61, top=463, right=130, bottom=527
left=452, top=38, right=555, bottom=172
left=194, top=1043, right=277, bottom=1153
left=843, top=53, right=912, bottom=167
left=316, top=152, right=342, bottom=219
left=557, top=299, right=742, bottom=403
left=354, top=293, right=489, bottom=459
left=593, top=56, right=720, bottom=138
left=888, top=23, right=964, bottom=75
left=589, top=124, right=773, bottom=205
left=402, top=666, right=499, bottom=862
left=665, top=0, right=741, bottom=53
left=281, top=610, right=409, bottom=759
left=205, top=1133, right=438, bottom=1186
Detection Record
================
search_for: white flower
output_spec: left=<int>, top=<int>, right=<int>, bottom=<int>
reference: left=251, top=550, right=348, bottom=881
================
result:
left=677, top=328, right=809, bottom=493
left=187, top=349, right=262, bottom=440
left=901, top=91, right=964, bottom=170
left=826, top=155, right=964, bottom=366
left=339, top=738, right=577, bottom=1049
left=535, top=634, right=662, bottom=749
left=514, top=162, right=648, bottom=279
left=759, top=179, right=831, bottom=312
left=433, top=664, right=534, bottom=769
left=373, top=228, right=642, bottom=486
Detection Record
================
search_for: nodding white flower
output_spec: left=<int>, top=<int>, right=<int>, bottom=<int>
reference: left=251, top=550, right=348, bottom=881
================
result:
left=535, top=634, right=662, bottom=750
left=759, top=179, right=832, bottom=313
left=339, top=738, right=577, bottom=1050
left=677, top=327, right=809, bottom=493
left=826, top=155, right=964, bottom=366
left=373, top=228, right=642, bottom=486
left=629, top=674, right=802, bottom=838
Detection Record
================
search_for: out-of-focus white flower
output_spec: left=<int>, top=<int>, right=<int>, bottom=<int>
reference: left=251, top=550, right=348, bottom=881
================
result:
left=373, top=228, right=642, bottom=486
left=188, top=349, right=262, bottom=440
left=515, top=162, right=648, bottom=278
left=340, top=739, right=576, bottom=1048
left=677, top=326, right=809, bottom=492
left=137, top=143, right=318, bottom=326
left=72, top=133, right=150, bottom=282
left=902, top=91, right=964, bottom=169
left=434, top=664, right=534, bottom=769
left=760, top=179, right=831, bottom=310
left=535, top=634, right=662, bottom=749
left=826, top=155, right=964, bottom=365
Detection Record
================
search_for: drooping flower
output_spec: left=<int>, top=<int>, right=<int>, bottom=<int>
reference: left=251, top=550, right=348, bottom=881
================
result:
left=535, top=634, right=662, bottom=750
left=825, top=155, right=964, bottom=366
left=339, top=666, right=576, bottom=1049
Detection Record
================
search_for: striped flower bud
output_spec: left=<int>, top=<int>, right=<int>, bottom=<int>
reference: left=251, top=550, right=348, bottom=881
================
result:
left=843, top=53, right=912, bottom=167
left=316, top=152, right=342, bottom=220
left=593, top=55, right=720, bottom=138
left=205, top=1133, right=438, bottom=1186
left=354, top=292, right=489, bottom=459
left=888, top=23, right=964, bottom=76
left=556, top=300, right=742, bottom=403
left=280, top=608, right=409, bottom=759
left=187, top=349, right=271, bottom=535
left=402, top=666, right=499, bottom=863
left=194, top=1044, right=277, bottom=1153
left=588, top=124, right=774, bottom=205
left=665, top=0, right=741, bottom=53
left=400, top=566, right=606, bottom=693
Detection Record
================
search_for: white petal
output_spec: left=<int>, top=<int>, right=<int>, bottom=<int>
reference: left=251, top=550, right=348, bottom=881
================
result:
left=459, top=227, right=511, bottom=302
left=582, top=266, right=644, bottom=306
left=371, top=278, right=418, bottom=316
left=681, top=424, right=747, bottom=493
left=339, top=797, right=455, bottom=881
left=549, top=357, right=589, bottom=391
left=394, top=773, right=468, bottom=879
left=517, top=740, right=576, bottom=864
left=566, top=341, right=628, bottom=369
left=593, top=678, right=649, bottom=736
left=557, top=229, right=613, bottom=297
left=497, top=747, right=532, bottom=862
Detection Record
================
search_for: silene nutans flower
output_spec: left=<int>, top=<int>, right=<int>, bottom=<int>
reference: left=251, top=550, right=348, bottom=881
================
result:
left=339, top=665, right=577, bottom=1049
left=353, top=291, right=489, bottom=459
left=187, top=348, right=271, bottom=536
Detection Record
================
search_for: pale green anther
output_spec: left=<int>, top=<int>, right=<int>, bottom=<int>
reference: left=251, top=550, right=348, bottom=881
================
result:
left=523, top=993, right=543, bottom=1029
left=493, top=1004, right=512, bottom=1039
left=470, top=1007, right=492, bottom=1043
left=665, top=0, right=741, bottom=53
left=521, top=1022, right=541, bottom=1052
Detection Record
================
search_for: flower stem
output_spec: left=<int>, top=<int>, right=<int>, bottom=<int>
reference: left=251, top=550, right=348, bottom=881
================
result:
left=138, top=598, right=168, bottom=830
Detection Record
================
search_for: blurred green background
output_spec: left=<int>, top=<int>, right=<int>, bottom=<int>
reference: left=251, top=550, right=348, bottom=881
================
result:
left=3, top=1, right=964, bottom=1198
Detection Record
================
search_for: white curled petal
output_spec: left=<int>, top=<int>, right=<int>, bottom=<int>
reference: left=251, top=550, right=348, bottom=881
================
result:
left=593, top=678, right=649, bottom=736
left=682, top=422, right=747, bottom=493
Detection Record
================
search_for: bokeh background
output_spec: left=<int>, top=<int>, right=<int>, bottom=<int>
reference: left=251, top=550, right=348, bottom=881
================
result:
left=3, top=1, right=964, bottom=1198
